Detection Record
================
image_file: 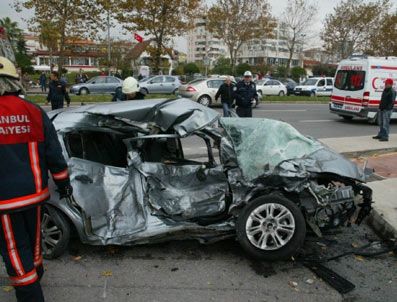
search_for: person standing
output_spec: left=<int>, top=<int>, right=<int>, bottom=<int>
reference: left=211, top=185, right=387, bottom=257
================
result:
left=215, top=76, right=235, bottom=117
left=234, top=71, right=258, bottom=118
left=39, top=72, right=47, bottom=92
left=373, top=78, right=396, bottom=142
left=46, top=71, right=70, bottom=110
left=0, top=56, right=73, bottom=302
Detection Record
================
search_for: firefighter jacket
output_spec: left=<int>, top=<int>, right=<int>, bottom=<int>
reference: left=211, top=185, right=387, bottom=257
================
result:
left=0, top=94, right=70, bottom=212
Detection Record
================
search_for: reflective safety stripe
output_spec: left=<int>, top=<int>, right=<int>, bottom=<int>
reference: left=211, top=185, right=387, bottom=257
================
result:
left=52, top=168, right=69, bottom=180
left=34, top=206, right=42, bottom=266
left=28, top=142, right=42, bottom=193
left=0, top=188, right=49, bottom=211
left=1, top=215, right=25, bottom=276
left=10, top=269, right=38, bottom=286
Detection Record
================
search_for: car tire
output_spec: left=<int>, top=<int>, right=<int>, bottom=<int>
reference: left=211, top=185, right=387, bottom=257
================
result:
left=368, top=113, right=379, bottom=125
left=257, top=90, right=263, bottom=97
left=41, top=205, right=70, bottom=259
left=198, top=95, right=211, bottom=107
left=340, top=115, right=353, bottom=121
left=173, top=88, right=179, bottom=95
left=236, top=193, right=306, bottom=260
left=79, top=88, right=89, bottom=95
left=278, top=91, right=285, bottom=96
left=310, top=91, right=316, bottom=97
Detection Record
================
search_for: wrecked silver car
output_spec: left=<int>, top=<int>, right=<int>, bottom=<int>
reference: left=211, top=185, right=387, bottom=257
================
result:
left=43, top=98, right=373, bottom=260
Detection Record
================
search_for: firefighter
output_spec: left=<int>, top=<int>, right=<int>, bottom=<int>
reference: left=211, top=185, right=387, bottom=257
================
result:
left=0, top=56, right=73, bottom=302
left=112, top=76, right=146, bottom=102
left=234, top=71, right=258, bottom=117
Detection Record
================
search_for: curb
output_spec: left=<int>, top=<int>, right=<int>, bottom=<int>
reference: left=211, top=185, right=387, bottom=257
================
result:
left=341, top=148, right=397, bottom=159
left=366, top=210, right=397, bottom=240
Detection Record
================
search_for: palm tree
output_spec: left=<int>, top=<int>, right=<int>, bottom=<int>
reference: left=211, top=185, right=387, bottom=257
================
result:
left=0, top=17, right=23, bottom=47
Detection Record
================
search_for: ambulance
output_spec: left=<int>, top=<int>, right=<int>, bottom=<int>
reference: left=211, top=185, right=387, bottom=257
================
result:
left=329, top=56, right=397, bottom=122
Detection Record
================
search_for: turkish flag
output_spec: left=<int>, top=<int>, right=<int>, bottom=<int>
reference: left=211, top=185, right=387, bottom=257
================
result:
left=134, top=33, right=143, bottom=43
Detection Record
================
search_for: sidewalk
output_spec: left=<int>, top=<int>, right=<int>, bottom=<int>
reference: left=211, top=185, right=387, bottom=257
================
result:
left=319, top=135, right=397, bottom=239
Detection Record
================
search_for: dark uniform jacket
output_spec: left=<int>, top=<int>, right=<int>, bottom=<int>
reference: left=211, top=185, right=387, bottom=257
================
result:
left=379, top=87, right=396, bottom=111
left=47, top=80, right=70, bottom=109
left=234, top=80, right=258, bottom=108
left=112, top=87, right=146, bottom=102
left=215, top=83, right=235, bottom=105
left=0, top=94, right=70, bottom=212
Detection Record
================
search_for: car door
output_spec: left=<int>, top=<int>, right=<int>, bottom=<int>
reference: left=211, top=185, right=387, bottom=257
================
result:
left=325, top=78, right=333, bottom=96
left=125, top=134, right=229, bottom=219
left=163, top=76, right=178, bottom=94
left=63, top=131, right=147, bottom=240
left=262, top=80, right=274, bottom=95
left=273, top=80, right=283, bottom=95
left=146, top=76, right=164, bottom=93
left=90, top=76, right=107, bottom=94
left=316, top=79, right=326, bottom=96
left=106, top=77, right=122, bottom=94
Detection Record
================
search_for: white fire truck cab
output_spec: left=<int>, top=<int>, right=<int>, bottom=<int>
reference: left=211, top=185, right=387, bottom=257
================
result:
left=330, top=56, right=397, bottom=122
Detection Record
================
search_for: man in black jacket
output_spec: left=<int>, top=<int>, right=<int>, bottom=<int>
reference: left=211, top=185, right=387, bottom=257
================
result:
left=215, top=76, right=235, bottom=117
left=234, top=71, right=258, bottom=118
left=46, top=71, right=70, bottom=110
left=373, top=78, right=396, bottom=141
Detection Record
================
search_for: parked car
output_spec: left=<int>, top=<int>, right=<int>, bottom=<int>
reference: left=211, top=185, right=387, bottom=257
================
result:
left=294, top=77, right=334, bottom=97
left=178, top=77, right=232, bottom=106
left=69, top=76, right=123, bottom=95
left=255, top=79, right=287, bottom=96
left=277, top=78, right=298, bottom=96
left=42, top=99, right=373, bottom=261
left=139, top=75, right=181, bottom=94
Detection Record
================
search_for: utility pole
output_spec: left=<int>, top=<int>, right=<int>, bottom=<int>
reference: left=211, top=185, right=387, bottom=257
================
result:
left=107, top=9, right=111, bottom=75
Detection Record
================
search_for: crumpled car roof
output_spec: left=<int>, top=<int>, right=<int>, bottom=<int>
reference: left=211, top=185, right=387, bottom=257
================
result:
left=50, top=98, right=220, bottom=137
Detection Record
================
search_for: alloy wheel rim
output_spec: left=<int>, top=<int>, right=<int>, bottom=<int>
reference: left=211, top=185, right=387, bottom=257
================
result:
left=199, top=97, right=210, bottom=106
left=41, top=212, right=62, bottom=255
left=245, top=203, right=295, bottom=251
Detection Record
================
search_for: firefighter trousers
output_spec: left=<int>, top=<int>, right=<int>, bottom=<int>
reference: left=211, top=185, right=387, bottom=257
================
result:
left=0, top=206, right=45, bottom=302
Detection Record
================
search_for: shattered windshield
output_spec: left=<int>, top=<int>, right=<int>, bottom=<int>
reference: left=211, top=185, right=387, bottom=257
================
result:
left=220, top=118, right=323, bottom=181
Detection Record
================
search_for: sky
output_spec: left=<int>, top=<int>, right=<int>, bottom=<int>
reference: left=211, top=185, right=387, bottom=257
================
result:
left=0, top=0, right=390, bottom=52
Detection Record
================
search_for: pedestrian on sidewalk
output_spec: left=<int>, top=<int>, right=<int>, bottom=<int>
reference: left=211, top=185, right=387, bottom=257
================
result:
left=0, top=56, right=73, bottom=302
left=215, top=76, right=235, bottom=117
left=373, top=78, right=396, bottom=142
left=234, top=71, right=258, bottom=118
left=46, top=71, right=70, bottom=110
left=39, top=72, right=47, bottom=92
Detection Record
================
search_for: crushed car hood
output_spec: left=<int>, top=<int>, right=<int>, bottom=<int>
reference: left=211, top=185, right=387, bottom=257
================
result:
left=220, top=118, right=366, bottom=182
left=50, top=98, right=220, bottom=137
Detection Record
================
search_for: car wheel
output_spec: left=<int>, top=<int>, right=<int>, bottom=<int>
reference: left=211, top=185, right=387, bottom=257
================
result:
left=41, top=205, right=70, bottom=259
left=257, top=90, right=263, bottom=97
left=141, top=88, right=149, bottom=95
left=198, top=95, right=211, bottom=107
left=79, top=88, right=89, bottom=95
left=236, top=193, right=306, bottom=260
left=310, top=91, right=316, bottom=97
left=368, top=113, right=379, bottom=125
left=278, top=91, right=285, bottom=96
left=340, top=115, right=353, bottom=121
left=173, top=88, right=179, bottom=95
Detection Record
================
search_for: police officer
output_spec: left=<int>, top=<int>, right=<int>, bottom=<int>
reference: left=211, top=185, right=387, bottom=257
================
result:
left=234, top=71, right=258, bottom=118
left=0, top=57, right=73, bottom=302
left=46, top=71, right=70, bottom=110
left=112, top=76, right=146, bottom=102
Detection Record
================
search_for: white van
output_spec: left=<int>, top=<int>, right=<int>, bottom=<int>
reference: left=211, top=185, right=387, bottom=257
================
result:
left=330, top=56, right=397, bottom=122
left=294, top=77, right=334, bottom=97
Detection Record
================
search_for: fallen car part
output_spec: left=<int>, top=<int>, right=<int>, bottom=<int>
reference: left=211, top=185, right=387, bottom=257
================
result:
left=303, top=262, right=355, bottom=294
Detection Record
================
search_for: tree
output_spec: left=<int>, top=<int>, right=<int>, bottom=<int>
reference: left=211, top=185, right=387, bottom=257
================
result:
left=321, top=0, right=391, bottom=59
left=184, top=62, right=200, bottom=75
left=15, top=38, right=33, bottom=73
left=235, top=63, right=251, bottom=76
left=211, top=57, right=232, bottom=75
left=207, top=0, right=274, bottom=74
left=38, top=21, right=60, bottom=71
left=117, top=0, right=200, bottom=74
left=312, top=64, right=336, bottom=77
left=0, top=17, right=23, bottom=49
left=290, top=66, right=306, bottom=82
left=281, top=0, right=317, bottom=76
left=15, top=0, right=105, bottom=72
left=366, top=12, right=397, bottom=56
